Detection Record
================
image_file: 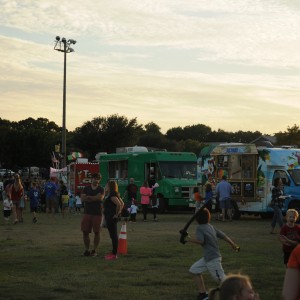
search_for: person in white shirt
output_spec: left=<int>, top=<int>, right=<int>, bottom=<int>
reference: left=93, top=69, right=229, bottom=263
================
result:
left=3, top=197, right=13, bottom=224
left=129, top=200, right=138, bottom=223
left=75, top=192, right=82, bottom=214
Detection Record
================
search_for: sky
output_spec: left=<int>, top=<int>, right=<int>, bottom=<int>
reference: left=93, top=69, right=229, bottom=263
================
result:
left=1, top=0, right=300, bottom=135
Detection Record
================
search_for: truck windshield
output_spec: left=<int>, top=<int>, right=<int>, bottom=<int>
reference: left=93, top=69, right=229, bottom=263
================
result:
left=159, top=161, right=197, bottom=179
left=289, top=169, right=300, bottom=185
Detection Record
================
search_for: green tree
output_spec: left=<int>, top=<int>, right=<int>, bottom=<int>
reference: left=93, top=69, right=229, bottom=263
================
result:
left=14, top=117, right=60, bottom=132
left=183, top=124, right=212, bottom=142
left=275, top=124, right=300, bottom=147
left=209, top=129, right=232, bottom=142
left=144, top=122, right=162, bottom=135
left=177, top=139, right=203, bottom=154
left=73, top=115, right=142, bottom=159
left=166, top=127, right=185, bottom=141
left=0, top=118, right=61, bottom=170
left=166, top=124, right=212, bottom=143
left=0, top=119, right=13, bottom=168
left=137, top=122, right=180, bottom=151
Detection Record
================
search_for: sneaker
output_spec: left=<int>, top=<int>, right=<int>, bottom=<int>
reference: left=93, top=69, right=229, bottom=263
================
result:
left=197, top=292, right=208, bottom=300
left=104, top=252, right=114, bottom=259
left=105, top=254, right=118, bottom=260
left=83, top=250, right=90, bottom=257
left=90, top=250, right=97, bottom=257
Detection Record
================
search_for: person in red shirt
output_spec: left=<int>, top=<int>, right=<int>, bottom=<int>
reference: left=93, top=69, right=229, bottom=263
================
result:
left=279, top=209, right=300, bottom=265
left=6, top=174, right=24, bottom=224
left=282, top=244, right=300, bottom=300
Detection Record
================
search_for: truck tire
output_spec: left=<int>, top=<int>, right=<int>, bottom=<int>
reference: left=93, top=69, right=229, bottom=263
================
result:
left=231, top=199, right=241, bottom=220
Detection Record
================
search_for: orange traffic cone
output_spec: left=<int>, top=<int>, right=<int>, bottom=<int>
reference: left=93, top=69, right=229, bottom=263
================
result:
left=117, top=222, right=128, bottom=255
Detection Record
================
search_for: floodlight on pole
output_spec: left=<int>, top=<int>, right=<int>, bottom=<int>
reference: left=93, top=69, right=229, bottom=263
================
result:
left=54, top=36, right=76, bottom=168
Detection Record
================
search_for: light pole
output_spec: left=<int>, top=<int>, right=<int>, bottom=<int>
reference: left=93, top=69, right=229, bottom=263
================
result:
left=54, top=36, right=76, bottom=168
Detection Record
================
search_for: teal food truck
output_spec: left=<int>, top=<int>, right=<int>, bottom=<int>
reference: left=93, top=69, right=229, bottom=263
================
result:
left=198, top=143, right=300, bottom=218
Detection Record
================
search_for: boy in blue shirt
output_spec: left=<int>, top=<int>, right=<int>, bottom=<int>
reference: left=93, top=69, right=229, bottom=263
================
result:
left=29, top=182, right=40, bottom=223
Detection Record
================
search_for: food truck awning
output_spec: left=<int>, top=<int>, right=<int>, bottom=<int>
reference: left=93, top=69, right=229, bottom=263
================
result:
left=211, top=143, right=258, bottom=155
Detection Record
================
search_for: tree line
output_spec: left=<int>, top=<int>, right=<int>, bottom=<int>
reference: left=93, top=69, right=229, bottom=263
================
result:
left=1, top=115, right=299, bottom=170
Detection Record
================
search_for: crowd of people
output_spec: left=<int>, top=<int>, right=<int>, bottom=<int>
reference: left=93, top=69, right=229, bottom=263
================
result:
left=2, top=171, right=300, bottom=299
left=80, top=175, right=160, bottom=261
left=77, top=172, right=300, bottom=298
left=193, top=174, right=232, bottom=222
left=1, top=174, right=82, bottom=225
left=1, top=172, right=160, bottom=227
left=190, top=173, right=300, bottom=300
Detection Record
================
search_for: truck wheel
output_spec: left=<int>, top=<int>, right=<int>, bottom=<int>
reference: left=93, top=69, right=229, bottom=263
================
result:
left=158, top=197, right=168, bottom=213
left=231, top=199, right=241, bottom=220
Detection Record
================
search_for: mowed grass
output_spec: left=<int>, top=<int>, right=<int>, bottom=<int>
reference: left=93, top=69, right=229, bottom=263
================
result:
left=0, top=210, right=285, bottom=300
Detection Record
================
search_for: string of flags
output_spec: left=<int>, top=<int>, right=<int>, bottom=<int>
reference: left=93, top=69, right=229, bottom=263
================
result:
left=67, top=152, right=83, bottom=161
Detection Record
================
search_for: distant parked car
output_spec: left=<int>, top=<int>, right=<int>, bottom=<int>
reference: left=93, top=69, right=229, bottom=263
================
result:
left=30, top=166, right=40, bottom=177
left=0, top=169, right=15, bottom=177
left=21, top=167, right=39, bottom=178
left=21, top=167, right=29, bottom=178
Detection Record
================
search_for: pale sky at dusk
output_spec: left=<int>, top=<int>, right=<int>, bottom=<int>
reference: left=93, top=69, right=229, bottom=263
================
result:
left=1, top=0, right=300, bottom=134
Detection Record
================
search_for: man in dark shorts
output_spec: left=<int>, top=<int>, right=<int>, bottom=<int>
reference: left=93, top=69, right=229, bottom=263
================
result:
left=215, top=175, right=233, bottom=222
left=81, top=173, right=104, bottom=257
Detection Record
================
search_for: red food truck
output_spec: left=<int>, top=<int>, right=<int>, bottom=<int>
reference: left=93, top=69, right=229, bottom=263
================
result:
left=68, top=160, right=99, bottom=196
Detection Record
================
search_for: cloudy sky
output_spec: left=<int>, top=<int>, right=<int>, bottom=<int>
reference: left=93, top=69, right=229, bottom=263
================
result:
left=1, top=0, right=300, bottom=134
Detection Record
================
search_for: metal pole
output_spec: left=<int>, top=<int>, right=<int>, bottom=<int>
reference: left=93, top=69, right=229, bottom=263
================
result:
left=54, top=36, right=76, bottom=168
left=62, top=41, right=67, bottom=168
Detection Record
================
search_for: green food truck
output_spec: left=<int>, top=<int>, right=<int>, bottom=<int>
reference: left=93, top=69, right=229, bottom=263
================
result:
left=97, top=147, right=198, bottom=212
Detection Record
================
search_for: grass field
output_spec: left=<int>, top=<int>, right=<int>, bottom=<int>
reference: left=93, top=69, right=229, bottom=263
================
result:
left=0, top=209, right=285, bottom=300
